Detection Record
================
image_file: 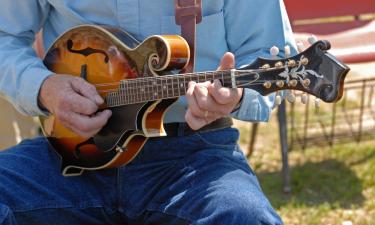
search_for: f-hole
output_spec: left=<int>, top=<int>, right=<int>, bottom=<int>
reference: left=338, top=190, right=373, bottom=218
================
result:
left=67, top=39, right=109, bottom=63
left=81, top=64, right=87, bottom=80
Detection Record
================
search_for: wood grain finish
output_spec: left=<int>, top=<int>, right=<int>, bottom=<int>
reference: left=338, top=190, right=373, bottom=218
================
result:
left=41, top=25, right=189, bottom=175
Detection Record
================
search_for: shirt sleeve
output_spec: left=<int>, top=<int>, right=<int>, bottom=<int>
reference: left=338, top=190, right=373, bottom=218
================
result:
left=0, top=0, right=52, bottom=116
left=224, top=0, right=297, bottom=122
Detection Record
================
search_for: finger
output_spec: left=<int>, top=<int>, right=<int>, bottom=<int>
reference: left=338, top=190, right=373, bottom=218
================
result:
left=185, top=109, right=214, bottom=130
left=186, top=82, right=216, bottom=119
left=185, top=81, right=203, bottom=118
left=217, top=52, right=235, bottom=71
left=63, top=91, right=99, bottom=116
left=61, top=110, right=112, bottom=138
left=71, top=77, right=103, bottom=105
left=194, top=82, right=230, bottom=116
left=209, top=79, right=239, bottom=105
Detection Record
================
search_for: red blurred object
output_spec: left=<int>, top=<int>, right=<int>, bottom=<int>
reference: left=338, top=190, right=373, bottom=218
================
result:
left=285, top=0, right=375, bottom=63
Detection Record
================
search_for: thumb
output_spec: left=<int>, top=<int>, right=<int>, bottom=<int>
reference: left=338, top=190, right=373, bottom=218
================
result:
left=217, top=52, right=235, bottom=70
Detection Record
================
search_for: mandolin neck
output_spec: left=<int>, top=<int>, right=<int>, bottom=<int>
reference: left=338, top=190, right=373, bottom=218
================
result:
left=105, top=70, right=244, bottom=107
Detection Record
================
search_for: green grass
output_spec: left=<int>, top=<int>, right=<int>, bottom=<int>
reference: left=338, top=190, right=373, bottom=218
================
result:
left=235, top=118, right=375, bottom=225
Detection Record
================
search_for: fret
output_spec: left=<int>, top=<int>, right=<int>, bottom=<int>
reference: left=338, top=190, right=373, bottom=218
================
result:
left=135, top=78, right=139, bottom=103
left=126, top=80, right=131, bottom=104
left=156, top=77, right=163, bottom=99
left=199, top=73, right=205, bottom=83
left=169, top=76, right=174, bottom=98
left=126, top=81, right=130, bottom=104
left=211, top=71, right=216, bottom=82
left=151, top=78, right=155, bottom=100
left=141, top=78, right=146, bottom=102
left=175, top=76, right=180, bottom=97
left=106, top=93, right=111, bottom=106
left=149, top=77, right=153, bottom=101
left=123, top=81, right=128, bottom=104
left=113, top=92, right=117, bottom=106
left=221, top=71, right=224, bottom=86
left=164, top=76, right=170, bottom=98
left=183, top=75, right=187, bottom=94
left=119, top=82, right=123, bottom=105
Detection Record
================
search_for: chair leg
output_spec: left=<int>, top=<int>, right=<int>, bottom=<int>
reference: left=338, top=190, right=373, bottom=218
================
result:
left=278, top=102, right=291, bottom=193
left=247, top=123, right=259, bottom=158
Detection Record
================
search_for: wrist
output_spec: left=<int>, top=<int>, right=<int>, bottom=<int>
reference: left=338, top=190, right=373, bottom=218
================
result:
left=231, top=89, right=244, bottom=113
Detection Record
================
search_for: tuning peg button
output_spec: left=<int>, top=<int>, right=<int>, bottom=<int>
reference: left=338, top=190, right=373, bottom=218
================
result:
left=301, top=93, right=308, bottom=104
left=263, top=81, right=272, bottom=89
left=308, top=35, right=318, bottom=45
left=289, top=80, right=298, bottom=87
left=302, top=79, right=311, bottom=87
left=297, top=42, right=304, bottom=53
left=275, top=61, right=284, bottom=68
left=261, top=64, right=271, bottom=70
left=315, top=98, right=321, bottom=108
left=284, top=45, right=291, bottom=57
left=275, top=94, right=282, bottom=106
left=276, top=80, right=285, bottom=88
left=286, top=91, right=296, bottom=103
left=270, top=46, right=280, bottom=58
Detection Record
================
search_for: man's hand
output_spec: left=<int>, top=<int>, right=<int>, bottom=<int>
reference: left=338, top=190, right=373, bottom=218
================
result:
left=185, top=52, right=243, bottom=130
left=39, top=74, right=112, bottom=138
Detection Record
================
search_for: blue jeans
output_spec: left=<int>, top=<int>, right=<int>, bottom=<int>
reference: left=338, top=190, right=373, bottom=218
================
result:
left=0, top=127, right=283, bottom=224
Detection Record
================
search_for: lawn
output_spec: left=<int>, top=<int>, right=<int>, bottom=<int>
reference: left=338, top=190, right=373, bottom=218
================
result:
left=236, top=114, right=375, bottom=225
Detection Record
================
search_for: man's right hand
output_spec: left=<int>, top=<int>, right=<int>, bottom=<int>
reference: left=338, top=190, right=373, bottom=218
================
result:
left=38, top=74, right=112, bottom=138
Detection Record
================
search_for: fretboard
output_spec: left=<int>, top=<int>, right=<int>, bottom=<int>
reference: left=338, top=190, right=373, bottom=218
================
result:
left=105, top=71, right=234, bottom=107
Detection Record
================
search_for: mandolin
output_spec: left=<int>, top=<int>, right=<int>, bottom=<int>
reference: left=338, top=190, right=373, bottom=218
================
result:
left=40, top=25, right=349, bottom=176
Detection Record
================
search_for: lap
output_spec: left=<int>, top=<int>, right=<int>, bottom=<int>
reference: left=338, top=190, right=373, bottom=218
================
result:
left=0, top=129, right=282, bottom=225
left=0, top=137, right=119, bottom=224
left=120, top=128, right=283, bottom=224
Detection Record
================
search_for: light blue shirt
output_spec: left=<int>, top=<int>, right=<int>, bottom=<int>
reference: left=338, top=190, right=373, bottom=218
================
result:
left=0, top=0, right=295, bottom=123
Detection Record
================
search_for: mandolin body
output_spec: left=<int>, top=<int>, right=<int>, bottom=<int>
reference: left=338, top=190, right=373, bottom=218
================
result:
left=40, top=25, right=190, bottom=176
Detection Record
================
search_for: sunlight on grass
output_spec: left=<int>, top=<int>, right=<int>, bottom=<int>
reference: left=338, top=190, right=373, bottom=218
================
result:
left=235, top=116, right=375, bottom=225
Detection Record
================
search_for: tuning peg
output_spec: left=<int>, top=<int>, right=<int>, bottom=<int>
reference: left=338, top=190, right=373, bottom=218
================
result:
left=270, top=46, right=279, bottom=58
left=284, top=45, right=291, bottom=57
left=315, top=98, right=321, bottom=108
left=286, top=91, right=296, bottom=103
left=297, top=42, right=304, bottom=53
left=275, top=93, right=282, bottom=106
left=301, top=93, right=308, bottom=104
left=308, top=35, right=318, bottom=45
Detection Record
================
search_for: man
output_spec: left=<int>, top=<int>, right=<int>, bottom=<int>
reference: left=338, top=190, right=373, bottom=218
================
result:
left=0, top=0, right=295, bottom=224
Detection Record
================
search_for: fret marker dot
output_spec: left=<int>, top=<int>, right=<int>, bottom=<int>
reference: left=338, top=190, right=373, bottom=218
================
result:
left=180, top=83, right=184, bottom=88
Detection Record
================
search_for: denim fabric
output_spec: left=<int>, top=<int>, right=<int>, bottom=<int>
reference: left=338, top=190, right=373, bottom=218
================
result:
left=0, top=128, right=283, bottom=225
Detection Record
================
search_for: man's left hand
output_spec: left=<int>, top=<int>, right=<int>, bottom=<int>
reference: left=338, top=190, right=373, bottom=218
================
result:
left=185, top=52, right=243, bottom=130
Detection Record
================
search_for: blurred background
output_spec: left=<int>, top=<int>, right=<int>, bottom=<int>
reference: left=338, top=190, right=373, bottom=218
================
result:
left=236, top=0, right=375, bottom=224
left=0, top=0, right=374, bottom=224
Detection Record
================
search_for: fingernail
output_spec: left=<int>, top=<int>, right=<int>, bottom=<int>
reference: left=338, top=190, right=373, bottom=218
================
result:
left=95, top=95, right=104, bottom=105
left=105, top=110, right=112, bottom=117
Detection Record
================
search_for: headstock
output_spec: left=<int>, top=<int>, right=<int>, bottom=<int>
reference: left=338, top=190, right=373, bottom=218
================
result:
left=235, top=40, right=350, bottom=103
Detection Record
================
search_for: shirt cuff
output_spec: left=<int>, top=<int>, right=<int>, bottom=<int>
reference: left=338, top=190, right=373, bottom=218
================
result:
left=17, top=66, right=53, bottom=116
left=230, top=88, right=274, bottom=122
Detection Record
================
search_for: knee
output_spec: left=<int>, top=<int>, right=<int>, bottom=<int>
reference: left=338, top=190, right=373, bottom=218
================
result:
left=208, top=192, right=283, bottom=225
left=0, top=204, right=16, bottom=225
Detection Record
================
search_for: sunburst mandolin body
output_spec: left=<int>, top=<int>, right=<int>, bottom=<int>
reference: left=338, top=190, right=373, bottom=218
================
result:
left=41, top=25, right=190, bottom=176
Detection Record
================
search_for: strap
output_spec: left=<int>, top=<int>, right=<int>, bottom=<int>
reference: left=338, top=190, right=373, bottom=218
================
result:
left=174, top=0, right=202, bottom=73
